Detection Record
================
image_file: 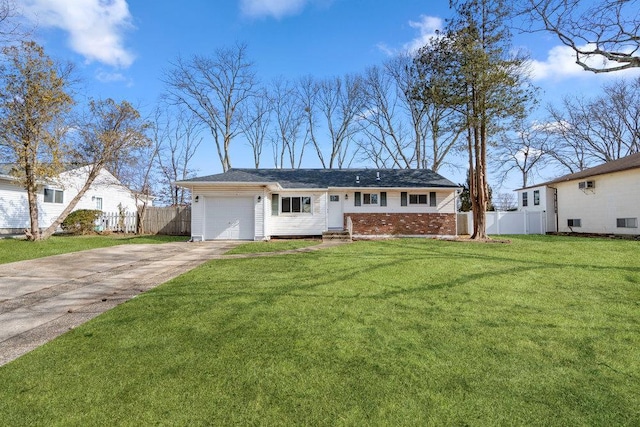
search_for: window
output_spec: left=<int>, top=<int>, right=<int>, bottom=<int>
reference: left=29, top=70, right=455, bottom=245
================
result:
left=430, top=192, right=437, bottom=207
left=533, top=190, right=540, bottom=206
left=44, top=188, right=63, bottom=204
left=380, top=192, right=387, bottom=207
left=400, top=192, right=407, bottom=206
left=329, top=195, right=340, bottom=202
left=354, top=192, right=362, bottom=206
left=522, top=192, right=528, bottom=207
left=567, top=219, right=581, bottom=227
left=363, top=193, right=378, bottom=205
left=281, top=196, right=311, bottom=214
left=617, top=218, right=637, bottom=228
left=271, top=194, right=279, bottom=216
left=95, top=197, right=103, bottom=210
left=409, top=194, right=428, bottom=204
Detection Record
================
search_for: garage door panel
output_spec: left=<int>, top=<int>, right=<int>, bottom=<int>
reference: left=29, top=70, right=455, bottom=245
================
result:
left=205, top=197, right=254, bottom=240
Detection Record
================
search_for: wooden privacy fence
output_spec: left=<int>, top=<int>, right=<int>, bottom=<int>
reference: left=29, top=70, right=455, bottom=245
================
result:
left=141, top=206, right=191, bottom=235
left=99, top=212, right=137, bottom=233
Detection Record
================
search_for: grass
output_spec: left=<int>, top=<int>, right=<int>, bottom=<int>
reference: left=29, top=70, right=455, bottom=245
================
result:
left=0, top=235, right=638, bottom=425
left=225, top=239, right=321, bottom=254
left=0, top=234, right=188, bottom=264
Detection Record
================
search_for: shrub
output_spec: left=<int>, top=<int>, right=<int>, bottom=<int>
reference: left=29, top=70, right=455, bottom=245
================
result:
left=61, top=209, right=102, bottom=235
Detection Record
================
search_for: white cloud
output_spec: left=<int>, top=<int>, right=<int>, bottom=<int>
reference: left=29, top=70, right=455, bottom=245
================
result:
left=530, top=43, right=640, bottom=81
left=95, top=69, right=132, bottom=86
left=22, top=0, right=135, bottom=68
left=240, top=0, right=310, bottom=19
left=379, top=15, right=443, bottom=56
left=404, top=15, right=442, bottom=53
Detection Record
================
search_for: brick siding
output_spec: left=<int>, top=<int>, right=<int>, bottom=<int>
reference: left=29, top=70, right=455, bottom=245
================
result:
left=347, top=213, right=456, bottom=236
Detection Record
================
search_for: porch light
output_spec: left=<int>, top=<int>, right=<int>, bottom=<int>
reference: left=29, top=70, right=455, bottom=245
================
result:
left=257, top=195, right=262, bottom=202
left=345, top=194, right=348, bottom=200
left=194, top=195, right=199, bottom=203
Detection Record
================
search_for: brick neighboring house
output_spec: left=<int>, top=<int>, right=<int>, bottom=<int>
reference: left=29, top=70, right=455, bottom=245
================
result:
left=176, top=169, right=461, bottom=241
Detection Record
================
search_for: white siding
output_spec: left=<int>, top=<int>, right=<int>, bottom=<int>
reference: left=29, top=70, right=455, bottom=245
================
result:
left=0, top=167, right=138, bottom=233
left=190, top=187, right=265, bottom=241
left=516, top=185, right=556, bottom=232
left=269, top=191, right=327, bottom=236
left=556, top=169, right=640, bottom=235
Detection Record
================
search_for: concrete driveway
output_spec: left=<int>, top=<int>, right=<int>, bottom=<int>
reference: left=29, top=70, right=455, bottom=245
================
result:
left=0, top=241, right=240, bottom=366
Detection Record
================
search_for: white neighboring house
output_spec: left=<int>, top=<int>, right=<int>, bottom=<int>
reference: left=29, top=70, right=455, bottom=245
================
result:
left=515, top=152, right=640, bottom=235
left=176, top=168, right=461, bottom=241
left=514, top=185, right=557, bottom=232
left=0, top=164, right=143, bottom=234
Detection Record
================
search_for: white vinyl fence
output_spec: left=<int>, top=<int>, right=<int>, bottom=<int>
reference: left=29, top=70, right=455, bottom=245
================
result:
left=99, top=211, right=137, bottom=233
left=458, top=211, right=549, bottom=235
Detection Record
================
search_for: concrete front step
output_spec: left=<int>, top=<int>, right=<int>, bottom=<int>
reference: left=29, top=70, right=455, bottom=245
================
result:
left=322, top=231, right=352, bottom=242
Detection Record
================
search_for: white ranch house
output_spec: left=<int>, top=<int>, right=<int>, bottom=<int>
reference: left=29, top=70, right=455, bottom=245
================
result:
left=176, top=169, right=462, bottom=241
left=0, top=164, right=143, bottom=234
left=516, top=152, right=640, bottom=235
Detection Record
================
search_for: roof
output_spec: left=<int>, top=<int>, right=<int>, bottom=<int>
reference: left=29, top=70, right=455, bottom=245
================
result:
left=177, top=168, right=459, bottom=189
left=0, top=163, right=17, bottom=177
left=518, top=152, right=640, bottom=190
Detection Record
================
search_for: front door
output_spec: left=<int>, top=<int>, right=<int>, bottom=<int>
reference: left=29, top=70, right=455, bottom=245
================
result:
left=328, top=193, right=344, bottom=230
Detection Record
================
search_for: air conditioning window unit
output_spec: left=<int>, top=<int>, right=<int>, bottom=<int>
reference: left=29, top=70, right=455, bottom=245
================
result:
left=578, top=180, right=595, bottom=189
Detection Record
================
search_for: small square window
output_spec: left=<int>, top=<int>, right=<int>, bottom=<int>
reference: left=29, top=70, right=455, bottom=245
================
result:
left=567, top=219, right=581, bottom=227
left=329, top=195, right=340, bottom=202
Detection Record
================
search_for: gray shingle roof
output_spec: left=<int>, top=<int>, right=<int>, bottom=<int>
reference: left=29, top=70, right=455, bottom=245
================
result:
left=179, top=168, right=459, bottom=189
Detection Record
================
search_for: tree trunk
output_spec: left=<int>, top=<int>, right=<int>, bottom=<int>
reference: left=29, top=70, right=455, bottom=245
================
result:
left=26, top=184, right=40, bottom=241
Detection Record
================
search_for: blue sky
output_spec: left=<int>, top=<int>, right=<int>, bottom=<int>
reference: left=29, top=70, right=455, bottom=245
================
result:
left=19, top=0, right=640, bottom=192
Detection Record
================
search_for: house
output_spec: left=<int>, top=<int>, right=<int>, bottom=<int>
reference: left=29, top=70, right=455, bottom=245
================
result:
left=0, top=164, right=143, bottom=234
left=514, top=184, right=557, bottom=232
left=515, top=152, right=640, bottom=235
left=176, top=168, right=461, bottom=241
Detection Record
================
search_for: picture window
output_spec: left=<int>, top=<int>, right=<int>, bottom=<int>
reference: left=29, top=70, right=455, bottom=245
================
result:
left=281, top=196, right=311, bottom=214
left=616, top=218, right=637, bottom=228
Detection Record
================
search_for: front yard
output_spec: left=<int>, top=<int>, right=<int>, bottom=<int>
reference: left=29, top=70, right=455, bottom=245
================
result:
left=0, top=236, right=638, bottom=425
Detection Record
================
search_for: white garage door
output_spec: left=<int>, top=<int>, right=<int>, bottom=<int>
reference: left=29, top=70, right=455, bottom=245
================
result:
left=204, top=197, right=255, bottom=240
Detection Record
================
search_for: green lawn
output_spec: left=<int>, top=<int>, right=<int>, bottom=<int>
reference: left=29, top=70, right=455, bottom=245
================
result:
left=225, top=239, right=321, bottom=254
left=0, top=234, right=189, bottom=264
left=0, top=235, right=638, bottom=425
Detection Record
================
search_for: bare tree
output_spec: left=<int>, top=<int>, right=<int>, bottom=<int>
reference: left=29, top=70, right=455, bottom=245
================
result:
left=155, top=105, right=203, bottom=206
left=43, top=98, right=151, bottom=239
left=492, top=120, right=551, bottom=188
left=546, top=78, right=640, bottom=173
left=522, top=0, right=640, bottom=73
left=304, top=74, right=365, bottom=168
left=163, top=43, right=257, bottom=171
left=0, top=41, right=74, bottom=240
left=358, top=64, right=413, bottom=168
left=239, top=87, right=271, bottom=168
left=0, top=0, right=26, bottom=44
left=494, top=192, right=517, bottom=211
left=268, top=77, right=307, bottom=168
left=408, top=47, right=465, bottom=172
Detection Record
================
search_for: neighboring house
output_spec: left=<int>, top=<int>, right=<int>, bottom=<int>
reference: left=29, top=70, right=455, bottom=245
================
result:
left=514, top=184, right=557, bottom=232
left=0, top=164, right=142, bottom=234
left=176, top=168, right=461, bottom=241
left=515, top=152, right=640, bottom=235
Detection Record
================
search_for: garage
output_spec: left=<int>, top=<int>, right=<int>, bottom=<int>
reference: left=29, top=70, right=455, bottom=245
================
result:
left=204, top=197, right=255, bottom=240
